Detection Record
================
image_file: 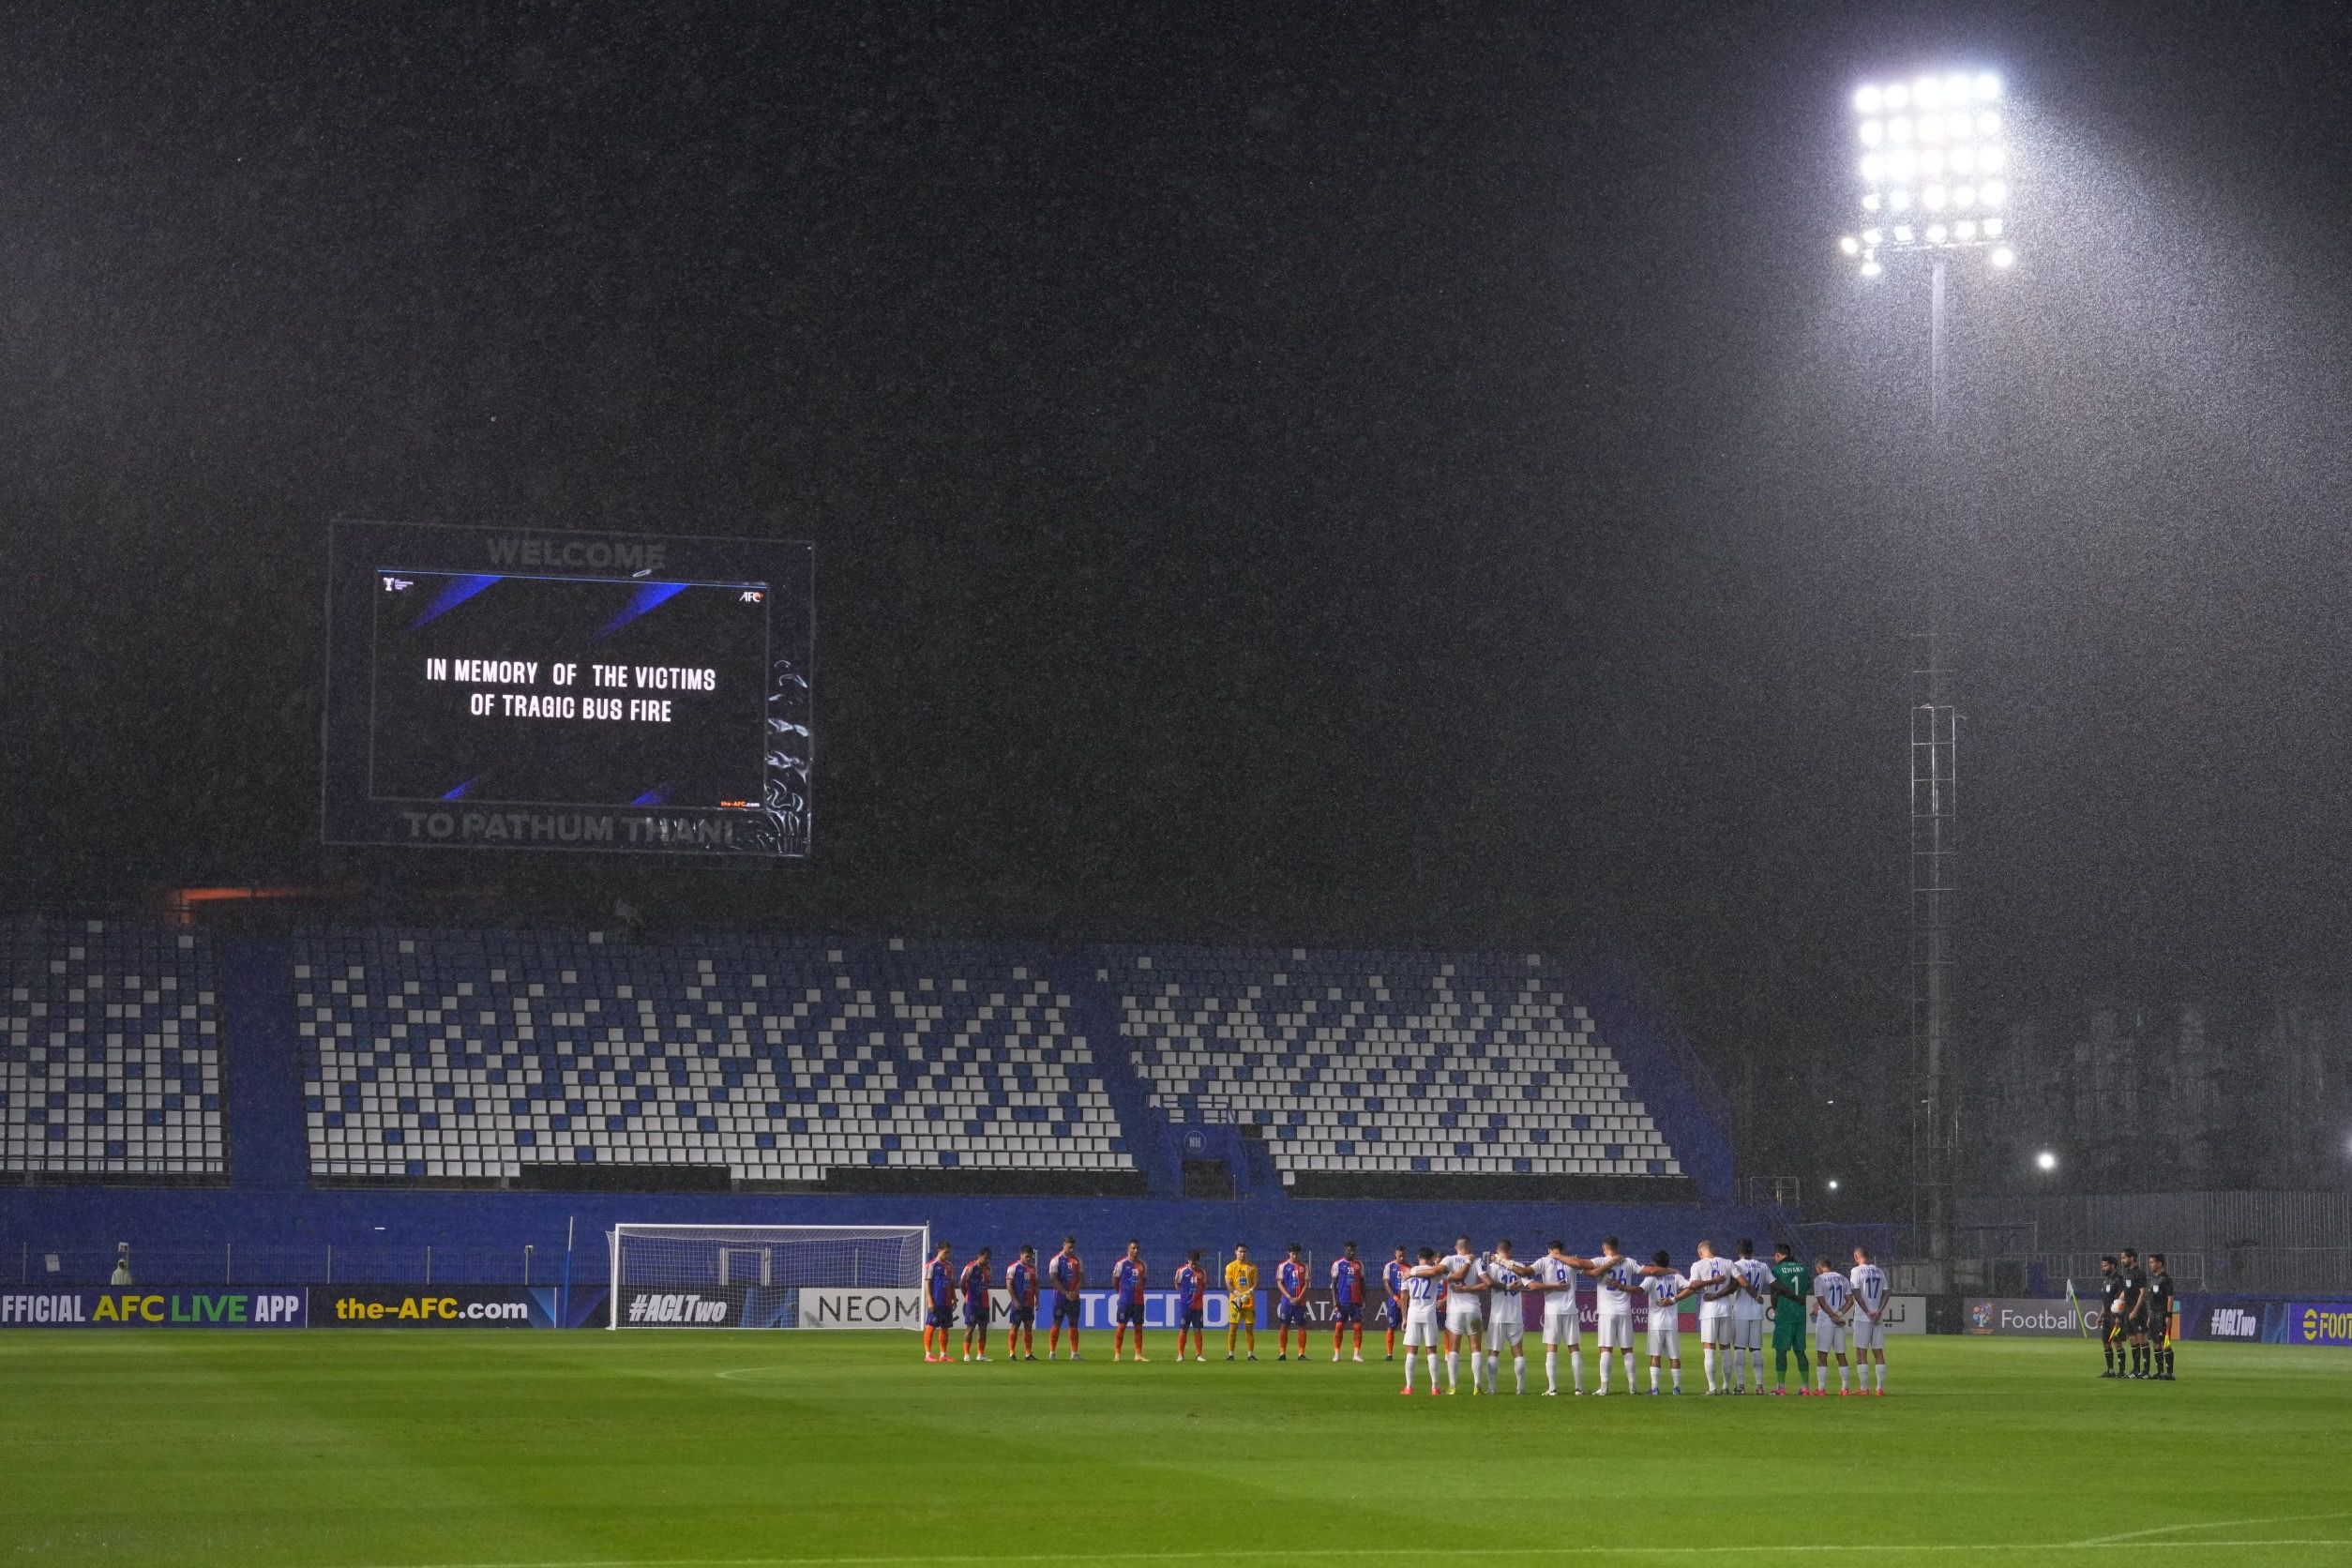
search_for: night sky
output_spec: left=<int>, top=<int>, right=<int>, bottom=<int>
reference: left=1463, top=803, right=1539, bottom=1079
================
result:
left=4, top=2, right=2349, bottom=1174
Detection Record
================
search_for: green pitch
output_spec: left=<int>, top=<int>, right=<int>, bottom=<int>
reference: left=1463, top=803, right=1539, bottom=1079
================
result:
left=3, top=1332, right=2347, bottom=1566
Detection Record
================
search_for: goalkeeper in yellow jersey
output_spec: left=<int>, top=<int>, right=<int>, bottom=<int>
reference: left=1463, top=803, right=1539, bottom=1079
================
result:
left=1224, top=1244, right=1259, bottom=1362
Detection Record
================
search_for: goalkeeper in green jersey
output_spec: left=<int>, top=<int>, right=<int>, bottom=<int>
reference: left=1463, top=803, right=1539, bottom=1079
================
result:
left=1767, top=1242, right=1812, bottom=1395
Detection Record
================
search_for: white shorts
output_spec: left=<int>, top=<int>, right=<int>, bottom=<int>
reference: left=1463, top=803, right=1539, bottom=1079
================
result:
left=1697, top=1308, right=1734, bottom=1346
left=1487, top=1309, right=1525, bottom=1352
left=1445, top=1302, right=1485, bottom=1337
left=1646, top=1316, right=1681, bottom=1358
left=1596, top=1311, right=1635, bottom=1350
left=1541, top=1309, right=1578, bottom=1348
left=1736, top=1312, right=1765, bottom=1349
left=1851, top=1315, right=1885, bottom=1351
left=1404, top=1304, right=1440, bottom=1349
left=1815, top=1319, right=1848, bottom=1355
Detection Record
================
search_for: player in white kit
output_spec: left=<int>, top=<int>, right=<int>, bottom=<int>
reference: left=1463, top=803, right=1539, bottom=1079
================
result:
left=1731, top=1239, right=1772, bottom=1394
left=1439, top=1235, right=1488, bottom=1395
left=1398, top=1247, right=1446, bottom=1395
left=1584, top=1236, right=1643, bottom=1395
left=1848, top=1245, right=1890, bottom=1395
left=1639, top=1249, right=1694, bottom=1394
left=1684, top=1239, right=1738, bottom=1395
left=1483, top=1238, right=1530, bottom=1395
left=1808, top=1258, right=1855, bottom=1395
left=1528, top=1240, right=1586, bottom=1395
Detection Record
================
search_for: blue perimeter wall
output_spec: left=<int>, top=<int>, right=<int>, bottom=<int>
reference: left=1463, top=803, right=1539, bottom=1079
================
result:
left=0, top=1185, right=1780, bottom=1286
left=3, top=933, right=1767, bottom=1282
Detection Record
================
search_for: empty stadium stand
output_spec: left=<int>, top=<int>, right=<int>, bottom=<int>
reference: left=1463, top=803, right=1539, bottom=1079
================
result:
left=0, top=921, right=226, bottom=1181
left=1112, top=947, right=1690, bottom=1200
left=293, top=930, right=1139, bottom=1193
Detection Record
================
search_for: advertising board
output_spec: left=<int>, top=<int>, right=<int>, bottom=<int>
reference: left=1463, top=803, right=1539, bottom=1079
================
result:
left=0, top=1289, right=309, bottom=1328
left=1963, top=1298, right=2097, bottom=1337
left=312, top=1286, right=555, bottom=1328
left=2178, top=1297, right=2352, bottom=1346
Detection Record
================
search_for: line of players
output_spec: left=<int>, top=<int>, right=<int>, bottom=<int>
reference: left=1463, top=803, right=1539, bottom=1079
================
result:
left=917, top=1233, right=1892, bottom=1397
left=2094, top=1247, right=2179, bottom=1380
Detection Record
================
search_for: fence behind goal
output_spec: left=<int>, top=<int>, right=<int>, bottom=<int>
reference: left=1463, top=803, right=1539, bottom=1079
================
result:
left=609, top=1224, right=928, bottom=1329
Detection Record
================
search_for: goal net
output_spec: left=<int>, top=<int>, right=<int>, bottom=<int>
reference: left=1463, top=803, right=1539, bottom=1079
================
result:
left=609, top=1223, right=928, bottom=1329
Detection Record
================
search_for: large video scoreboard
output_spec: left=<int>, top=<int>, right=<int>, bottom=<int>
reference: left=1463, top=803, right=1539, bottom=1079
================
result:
left=323, top=520, right=812, bottom=858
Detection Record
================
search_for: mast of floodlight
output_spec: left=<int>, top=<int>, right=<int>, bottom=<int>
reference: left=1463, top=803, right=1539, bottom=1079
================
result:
left=1839, top=70, right=2013, bottom=1295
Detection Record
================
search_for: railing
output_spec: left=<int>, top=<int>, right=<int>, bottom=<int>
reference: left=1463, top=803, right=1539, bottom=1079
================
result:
left=12, top=1241, right=577, bottom=1288
left=1962, top=1247, right=2352, bottom=1298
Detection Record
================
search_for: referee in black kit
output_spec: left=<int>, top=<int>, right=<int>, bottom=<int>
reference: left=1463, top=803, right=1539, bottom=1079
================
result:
left=2098, top=1256, right=2128, bottom=1378
left=2146, top=1254, right=2178, bottom=1380
left=2118, top=1246, right=2150, bottom=1379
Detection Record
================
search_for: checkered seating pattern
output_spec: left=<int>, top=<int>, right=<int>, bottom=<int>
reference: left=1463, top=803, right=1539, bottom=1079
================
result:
left=1, top=921, right=225, bottom=1176
left=1115, top=948, right=1679, bottom=1184
left=295, top=930, right=1131, bottom=1182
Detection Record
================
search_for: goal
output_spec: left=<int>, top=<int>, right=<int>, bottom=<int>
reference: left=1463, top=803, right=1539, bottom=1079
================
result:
left=608, top=1223, right=928, bottom=1329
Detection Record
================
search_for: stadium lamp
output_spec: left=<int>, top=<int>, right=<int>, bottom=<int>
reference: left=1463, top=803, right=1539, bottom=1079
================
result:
left=1841, top=69, right=2012, bottom=276
left=2035, top=1150, right=2058, bottom=1171
left=1826, top=1179, right=1841, bottom=1191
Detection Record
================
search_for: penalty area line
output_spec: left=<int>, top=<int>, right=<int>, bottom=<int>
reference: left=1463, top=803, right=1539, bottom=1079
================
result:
left=362, top=1537, right=2352, bottom=1568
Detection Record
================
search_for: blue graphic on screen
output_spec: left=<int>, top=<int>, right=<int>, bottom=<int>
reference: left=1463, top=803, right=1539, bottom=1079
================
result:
left=409, top=574, right=501, bottom=629
left=595, top=580, right=693, bottom=640
left=368, top=572, right=768, bottom=812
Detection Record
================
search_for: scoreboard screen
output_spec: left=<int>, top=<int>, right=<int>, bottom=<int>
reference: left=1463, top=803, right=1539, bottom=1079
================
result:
left=324, top=520, right=812, bottom=857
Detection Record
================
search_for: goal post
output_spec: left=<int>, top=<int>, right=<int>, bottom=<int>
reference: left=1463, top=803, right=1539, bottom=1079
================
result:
left=608, top=1223, right=929, bottom=1329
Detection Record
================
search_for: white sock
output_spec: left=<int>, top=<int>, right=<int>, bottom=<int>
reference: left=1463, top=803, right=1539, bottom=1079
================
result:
left=1877, top=1363, right=1886, bottom=1391
left=1403, top=1353, right=1416, bottom=1391
left=1571, top=1348, right=1584, bottom=1392
left=1671, top=1363, right=1682, bottom=1393
left=1621, top=1350, right=1636, bottom=1391
left=1817, top=1364, right=1828, bottom=1392
left=1545, top=1348, right=1559, bottom=1391
left=1484, top=1352, right=1498, bottom=1391
left=1445, top=1349, right=1458, bottom=1390
left=1514, top=1356, right=1525, bottom=1394
left=1425, top=1349, right=1440, bottom=1388
left=1648, top=1363, right=1660, bottom=1392
left=1839, top=1364, right=1850, bottom=1391
left=1703, top=1346, right=1717, bottom=1391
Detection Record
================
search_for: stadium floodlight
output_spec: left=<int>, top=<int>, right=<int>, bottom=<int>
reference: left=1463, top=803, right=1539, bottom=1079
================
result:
left=1841, top=71, right=2021, bottom=1299
left=1826, top=1179, right=1841, bottom=1191
left=2035, top=1150, right=2058, bottom=1171
left=1847, top=68, right=2013, bottom=276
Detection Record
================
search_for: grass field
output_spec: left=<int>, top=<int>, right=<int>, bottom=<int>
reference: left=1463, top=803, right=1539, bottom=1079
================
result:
left=3, top=1332, right=2347, bottom=1566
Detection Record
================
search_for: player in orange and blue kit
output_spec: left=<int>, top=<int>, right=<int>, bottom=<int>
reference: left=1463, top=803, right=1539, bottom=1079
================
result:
left=1003, top=1244, right=1040, bottom=1361
left=1109, top=1239, right=1150, bottom=1362
left=1331, top=1240, right=1368, bottom=1362
left=922, top=1241, right=956, bottom=1363
left=1174, top=1248, right=1209, bottom=1363
left=1383, top=1247, right=1410, bottom=1361
left=958, top=1246, right=994, bottom=1362
left=1047, top=1236, right=1084, bottom=1360
left=1274, top=1244, right=1310, bottom=1361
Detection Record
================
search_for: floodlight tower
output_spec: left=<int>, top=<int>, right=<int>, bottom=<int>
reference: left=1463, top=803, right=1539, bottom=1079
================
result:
left=1838, top=70, right=2013, bottom=1294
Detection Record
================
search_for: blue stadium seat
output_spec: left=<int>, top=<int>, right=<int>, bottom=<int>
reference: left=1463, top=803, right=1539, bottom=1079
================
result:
left=0, top=921, right=226, bottom=1177
left=1109, top=946, right=1681, bottom=1186
left=292, top=931, right=1134, bottom=1184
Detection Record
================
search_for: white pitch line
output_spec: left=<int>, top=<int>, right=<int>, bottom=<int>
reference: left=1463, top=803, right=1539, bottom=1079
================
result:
left=359, top=1537, right=2352, bottom=1568
left=2066, top=1511, right=2352, bottom=1546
